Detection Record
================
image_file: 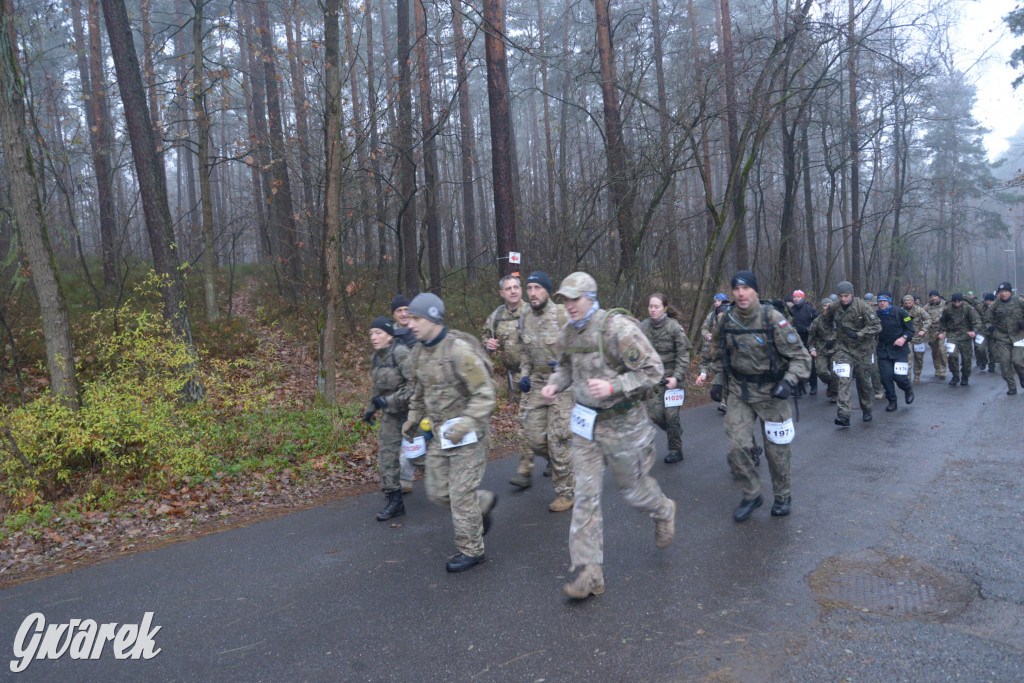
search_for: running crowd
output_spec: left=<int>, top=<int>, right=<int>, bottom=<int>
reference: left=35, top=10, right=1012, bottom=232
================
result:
left=361, top=271, right=1024, bottom=599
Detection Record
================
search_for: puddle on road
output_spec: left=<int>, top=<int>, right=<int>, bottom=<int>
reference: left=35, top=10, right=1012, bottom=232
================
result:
left=809, top=549, right=977, bottom=620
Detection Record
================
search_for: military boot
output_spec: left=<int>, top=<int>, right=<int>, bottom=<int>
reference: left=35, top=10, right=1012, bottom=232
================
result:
left=548, top=495, right=574, bottom=512
left=835, top=415, right=850, bottom=427
left=663, top=451, right=683, bottom=464
left=885, top=398, right=898, bottom=412
left=563, top=564, right=605, bottom=599
left=376, top=491, right=405, bottom=521
left=948, top=375, right=959, bottom=386
left=509, top=473, right=532, bottom=489
left=655, top=499, right=677, bottom=548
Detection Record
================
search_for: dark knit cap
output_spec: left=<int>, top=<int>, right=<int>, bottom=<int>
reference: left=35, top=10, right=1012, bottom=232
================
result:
left=984, top=292, right=995, bottom=301
left=526, top=271, right=553, bottom=294
left=836, top=281, right=854, bottom=295
left=390, top=294, right=411, bottom=313
left=951, top=292, right=963, bottom=302
left=929, top=289, right=940, bottom=297
left=370, top=316, right=395, bottom=336
left=997, top=281, right=1013, bottom=293
left=730, top=270, right=758, bottom=292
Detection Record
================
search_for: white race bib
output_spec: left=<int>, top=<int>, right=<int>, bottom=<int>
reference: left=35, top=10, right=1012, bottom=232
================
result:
left=871, top=353, right=876, bottom=364
left=401, top=436, right=426, bottom=459
left=663, top=389, right=685, bottom=407
left=570, top=404, right=597, bottom=440
left=764, top=418, right=795, bottom=445
left=913, top=343, right=926, bottom=353
left=894, top=362, right=909, bottom=376
left=945, top=341, right=956, bottom=354
left=439, top=418, right=478, bottom=450
left=833, top=362, right=851, bottom=378
left=1015, top=338, right=1024, bottom=348
left=974, top=334, right=986, bottom=345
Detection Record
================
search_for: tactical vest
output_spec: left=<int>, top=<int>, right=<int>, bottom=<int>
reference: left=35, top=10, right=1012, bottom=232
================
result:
left=719, top=303, right=787, bottom=386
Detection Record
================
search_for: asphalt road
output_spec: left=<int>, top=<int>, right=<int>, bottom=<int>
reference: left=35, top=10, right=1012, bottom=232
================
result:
left=1, top=367, right=1023, bottom=681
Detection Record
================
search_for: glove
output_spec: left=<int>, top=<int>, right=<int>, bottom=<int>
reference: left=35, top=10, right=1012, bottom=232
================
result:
left=372, top=395, right=388, bottom=409
left=771, top=380, right=792, bottom=400
left=443, top=420, right=471, bottom=443
left=363, top=409, right=376, bottom=424
left=825, top=339, right=836, bottom=351
left=518, top=376, right=531, bottom=393
left=845, top=329, right=859, bottom=340
left=710, top=385, right=723, bottom=403
left=402, top=420, right=418, bottom=441
left=987, top=325, right=995, bottom=334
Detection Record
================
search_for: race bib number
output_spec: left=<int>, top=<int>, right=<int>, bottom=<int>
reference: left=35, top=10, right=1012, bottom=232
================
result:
left=401, top=436, right=426, bottom=459
left=974, top=334, right=986, bottom=345
left=913, top=343, right=926, bottom=353
left=894, top=362, right=909, bottom=376
left=570, top=404, right=597, bottom=440
left=439, top=418, right=478, bottom=450
left=1015, top=338, right=1024, bottom=348
left=871, top=353, right=876, bottom=364
left=945, top=341, right=956, bottom=354
left=663, top=389, right=685, bottom=407
left=833, top=362, right=851, bottom=378
left=764, top=418, right=795, bottom=445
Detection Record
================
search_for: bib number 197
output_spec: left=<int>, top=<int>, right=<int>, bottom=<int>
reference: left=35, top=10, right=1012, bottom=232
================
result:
left=764, top=418, right=795, bottom=445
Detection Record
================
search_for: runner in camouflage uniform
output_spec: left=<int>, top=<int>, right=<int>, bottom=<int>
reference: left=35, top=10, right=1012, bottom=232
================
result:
left=542, top=272, right=675, bottom=599
left=483, top=275, right=524, bottom=403
left=923, top=290, right=948, bottom=379
left=366, top=316, right=413, bottom=521
left=807, top=298, right=838, bottom=401
left=820, top=281, right=882, bottom=426
left=938, top=293, right=983, bottom=386
left=642, top=293, right=691, bottom=464
left=985, top=282, right=1024, bottom=395
left=977, top=293, right=996, bottom=371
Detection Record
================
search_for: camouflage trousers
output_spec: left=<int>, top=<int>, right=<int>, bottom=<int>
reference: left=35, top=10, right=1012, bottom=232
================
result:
left=518, top=387, right=575, bottom=498
left=426, top=438, right=494, bottom=558
left=814, top=353, right=837, bottom=397
left=568, top=406, right=673, bottom=569
left=645, top=384, right=683, bottom=454
left=914, top=337, right=947, bottom=377
left=945, top=339, right=974, bottom=379
left=975, top=336, right=991, bottom=369
left=377, top=412, right=406, bottom=493
left=870, top=359, right=883, bottom=396
left=724, top=391, right=792, bottom=501
left=992, top=340, right=1024, bottom=392
left=834, top=349, right=874, bottom=417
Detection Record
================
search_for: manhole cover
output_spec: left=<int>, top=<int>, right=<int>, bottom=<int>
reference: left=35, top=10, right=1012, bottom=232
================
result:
left=809, top=550, right=976, bottom=619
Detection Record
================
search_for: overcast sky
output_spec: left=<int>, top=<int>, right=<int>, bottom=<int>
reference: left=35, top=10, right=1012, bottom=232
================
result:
left=956, top=0, right=1024, bottom=161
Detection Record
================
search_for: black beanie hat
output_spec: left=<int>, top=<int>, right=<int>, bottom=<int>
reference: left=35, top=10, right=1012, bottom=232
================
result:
left=730, top=270, right=758, bottom=292
left=951, top=292, right=963, bottom=302
left=929, top=289, right=940, bottom=297
left=526, top=271, right=553, bottom=294
left=390, top=295, right=411, bottom=313
left=984, top=292, right=995, bottom=301
left=370, top=316, right=395, bottom=336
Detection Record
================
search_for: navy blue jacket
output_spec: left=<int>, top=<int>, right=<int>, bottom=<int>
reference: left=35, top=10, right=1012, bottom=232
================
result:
left=876, top=304, right=914, bottom=361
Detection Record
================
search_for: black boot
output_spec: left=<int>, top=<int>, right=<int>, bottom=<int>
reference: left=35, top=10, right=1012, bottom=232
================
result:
left=948, top=375, right=959, bottom=386
left=862, top=410, right=872, bottom=422
left=885, top=399, right=897, bottom=412
left=664, top=451, right=683, bottom=464
left=904, top=387, right=914, bottom=404
left=960, top=377, right=968, bottom=386
left=376, top=491, right=405, bottom=521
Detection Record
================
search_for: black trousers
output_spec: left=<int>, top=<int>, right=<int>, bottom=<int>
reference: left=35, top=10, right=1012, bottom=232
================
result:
left=878, top=357, right=912, bottom=401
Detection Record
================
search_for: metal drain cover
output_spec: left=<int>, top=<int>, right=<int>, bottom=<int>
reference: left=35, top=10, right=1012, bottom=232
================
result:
left=809, top=550, right=976, bottom=619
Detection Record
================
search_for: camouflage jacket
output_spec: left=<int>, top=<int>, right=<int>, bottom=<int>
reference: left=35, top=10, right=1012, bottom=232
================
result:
left=985, top=296, right=1024, bottom=344
left=409, top=329, right=496, bottom=437
left=698, top=308, right=726, bottom=375
left=924, top=299, right=946, bottom=341
left=938, top=302, right=982, bottom=343
left=482, top=304, right=523, bottom=373
left=821, top=297, right=882, bottom=355
left=709, top=303, right=811, bottom=395
left=807, top=313, right=836, bottom=355
left=548, top=308, right=664, bottom=410
left=901, top=304, right=932, bottom=338
left=369, top=340, right=412, bottom=414
left=519, top=301, right=569, bottom=380
left=641, top=316, right=691, bottom=382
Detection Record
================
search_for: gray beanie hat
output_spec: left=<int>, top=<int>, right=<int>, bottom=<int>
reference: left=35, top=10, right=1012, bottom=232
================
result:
left=836, top=281, right=854, bottom=295
left=409, top=293, right=445, bottom=324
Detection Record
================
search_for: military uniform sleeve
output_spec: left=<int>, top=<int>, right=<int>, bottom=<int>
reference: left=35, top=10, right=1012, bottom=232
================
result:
left=708, top=316, right=726, bottom=386
left=861, top=305, right=882, bottom=337
left=899, top=311, right=915, bottom=338
left=452, top=339, right=497, bottom=433
left=518, top=316, right=533, bottom=380
left=967, top=306, right=982, bottom=331
left=609, top=316, right=664, bottom=398
left=407, top=348, right=424, bottom=426
left=481, top=310, right=495, bottom=346
left=770, top=312, right=812, bottom=384
left=547, top=323, right=574, bottom=392
left=384, top=344, right=413, bottom=412
left=672, top=322, right=691, bottom=383
left=938, top=308, right=950, bottom=334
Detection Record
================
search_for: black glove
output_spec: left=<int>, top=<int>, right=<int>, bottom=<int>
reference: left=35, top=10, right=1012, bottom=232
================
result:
left=845, top=329, right=859, bottom=340
left=987, top=325, right=995, bottom=334
left=518, top=376, right=531, bottom=392
left=363, top=409, right=376, bottom=424
left=771, top=380, right=792, bottom=400
left=825, top=339, right=836, bottom=351
left=372, top=395, right=387, bottom=409
left=710, top=385, right=723, bottom=403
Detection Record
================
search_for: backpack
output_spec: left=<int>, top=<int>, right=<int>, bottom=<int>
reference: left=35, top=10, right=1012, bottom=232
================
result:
left=412, top=328, right=497, bottom=397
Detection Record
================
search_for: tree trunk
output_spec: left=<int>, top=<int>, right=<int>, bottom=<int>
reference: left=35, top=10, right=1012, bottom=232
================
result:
left=650, top=0, right=678, bottom=292
left=364, top=3, right=389, bottom=272
left=0, top=5, right=79, bottom=407
left=239, top=2, right=274, bottom=268
left=483, top=0, right=518, bottom=276
left=284, top=1, right=314, bottom=233
left=451, top=0, right=479, bottom=282
left=140, top=0, right=160, bottom=145
left=341, top=0, right=375, bottom=265
left=720, top=0, right=748, bottom=270
left=847, top=0, right=861, bottom=290
left=100, top=0, right=201, bottom=397
left=413, top=0, right=441, bottom=293
left=319, top=0, right=344, bottom=405
left=801, top=104, right=819, bottom=294
left=396, top=0, right=418, bottom=293
left=193, top=0, right=217, bottom=321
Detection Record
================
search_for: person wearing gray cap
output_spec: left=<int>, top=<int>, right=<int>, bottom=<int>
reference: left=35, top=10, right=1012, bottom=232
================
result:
left=403, top=293, right=499, bottom=572
left=900, top=294, right=932, bottom=381
left=923, top=290, right=948, bottom=379
left=541, top=272, right=676, bottom=599
left=985, top=281, right=1024, bottom=395
left=819, top=281, right=881, bottom=426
